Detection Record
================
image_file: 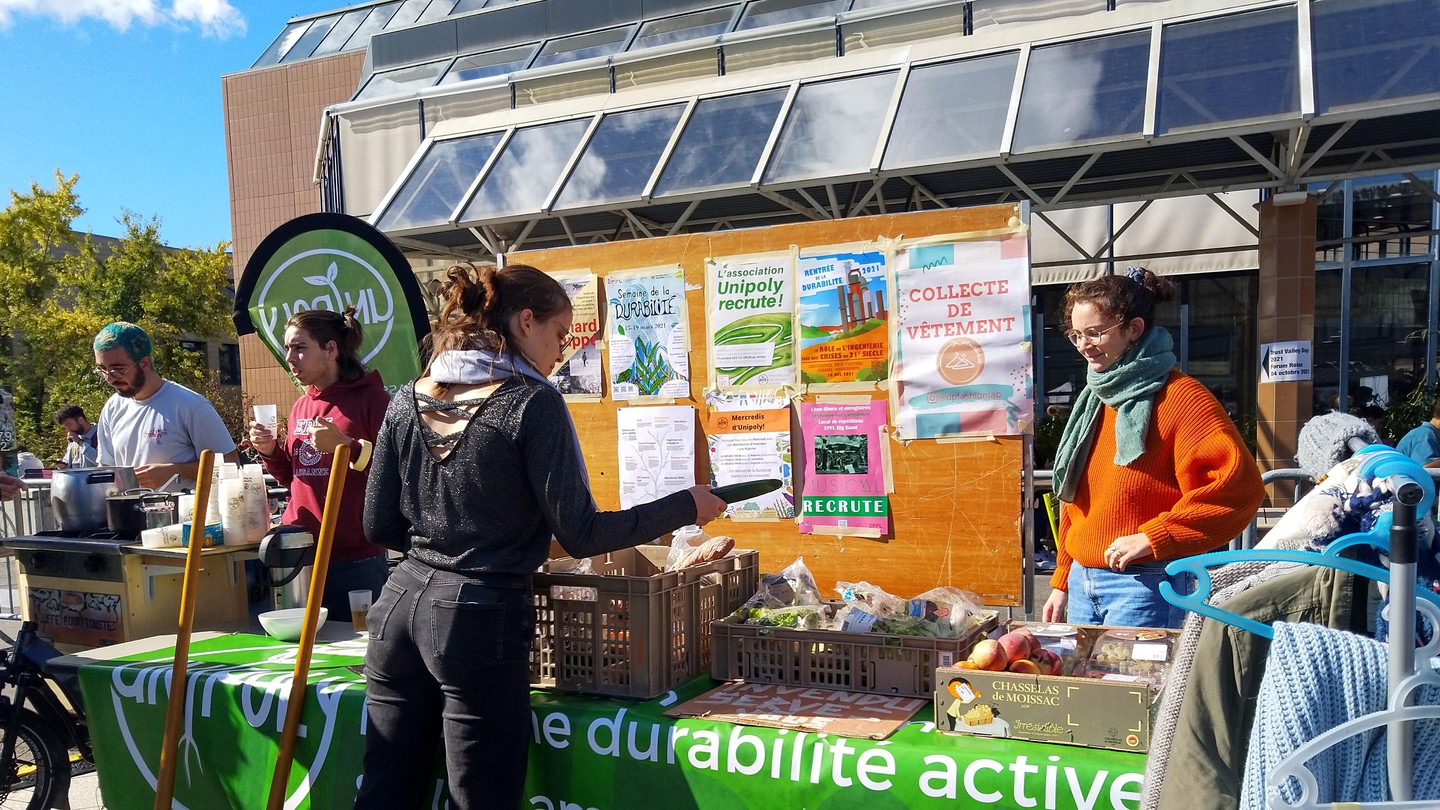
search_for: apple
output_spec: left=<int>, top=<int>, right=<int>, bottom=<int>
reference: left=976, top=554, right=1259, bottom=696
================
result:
left=967, top=639, right=1008, bottom=671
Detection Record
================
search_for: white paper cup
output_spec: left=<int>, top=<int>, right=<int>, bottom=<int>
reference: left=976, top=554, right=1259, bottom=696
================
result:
left=141, top=524, right=182, bottom=549
left=348, top=589, right=373, bottom=633
left=253, top=404, right=278, bottom=434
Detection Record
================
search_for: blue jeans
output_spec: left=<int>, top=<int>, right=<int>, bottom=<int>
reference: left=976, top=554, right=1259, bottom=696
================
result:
left=355, top=557, right=533, bottom=810
left=1066, top=560, right=1191, bottom=628
left=321, top=554, right=389, bottom=619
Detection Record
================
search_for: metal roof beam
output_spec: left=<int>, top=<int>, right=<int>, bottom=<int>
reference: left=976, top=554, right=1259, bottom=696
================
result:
left=1296, top=119, right=1355, bottom=178
left=1228, top=134, right=1285, bottom=181
left=668, top=200, right=701, bottom=236
left=995, top=163, right=1047, bottom=207
left=1049, top=152, right=1103, bottom=206
left=757, top=188, right=827, bottom=220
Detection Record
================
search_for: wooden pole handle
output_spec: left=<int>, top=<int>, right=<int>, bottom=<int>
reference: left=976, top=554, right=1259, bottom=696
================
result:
left=154, top=450, right=215, bottom=810
left=266, top=442, right=350, bottom=810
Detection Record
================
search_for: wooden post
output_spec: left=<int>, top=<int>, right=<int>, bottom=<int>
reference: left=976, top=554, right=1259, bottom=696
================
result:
left=154, top=450, right=216, bottom=810
left=266, top=443, right=350, bottom=810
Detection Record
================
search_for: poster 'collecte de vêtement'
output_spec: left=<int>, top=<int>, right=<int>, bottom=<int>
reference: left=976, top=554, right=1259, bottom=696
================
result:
left=891, top=234, right=1033, bottom=439
left=607, top=267, right=690, bottom=400
left=705, top=255, right=796, bottom=388
left=796, top=248, right=889, bottom=388
left=797, top=400, right=890, bottom=536
left=617, top=405, right=696, bottom=510
left=549, top=270, right=604, bottom=400
left=704, top=390, right=794, bottom=520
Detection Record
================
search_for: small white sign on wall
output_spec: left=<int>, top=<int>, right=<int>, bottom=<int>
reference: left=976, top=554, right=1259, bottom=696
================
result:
left=1259, top=340, right=1312, bottom=383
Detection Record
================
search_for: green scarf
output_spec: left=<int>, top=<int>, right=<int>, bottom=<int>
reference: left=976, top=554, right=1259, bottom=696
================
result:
left=1052, top=326, right=1177, bottom=503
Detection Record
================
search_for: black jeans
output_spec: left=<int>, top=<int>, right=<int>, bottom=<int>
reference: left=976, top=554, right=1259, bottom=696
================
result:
left=354, top=557, right=533, bottom=810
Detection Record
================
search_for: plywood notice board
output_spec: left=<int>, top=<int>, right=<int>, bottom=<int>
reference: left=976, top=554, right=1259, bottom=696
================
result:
left=508, top=207, right=1025, bottom=605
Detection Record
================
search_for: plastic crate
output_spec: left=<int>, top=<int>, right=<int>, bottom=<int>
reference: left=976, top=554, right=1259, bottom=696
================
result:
left=711, top=604, right=998, bottom=699
left=532, top=545, right=759, bottom=699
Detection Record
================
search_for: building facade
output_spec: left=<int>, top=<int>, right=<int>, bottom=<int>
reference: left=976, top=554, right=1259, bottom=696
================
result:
left=224, top=0, right=1440, bottom=471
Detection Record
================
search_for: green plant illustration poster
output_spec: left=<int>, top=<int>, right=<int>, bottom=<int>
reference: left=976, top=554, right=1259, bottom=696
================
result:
left=606, top=266, right=690, bottom=400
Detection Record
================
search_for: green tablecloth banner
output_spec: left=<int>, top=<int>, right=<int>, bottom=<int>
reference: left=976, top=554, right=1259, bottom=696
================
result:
left=76, top=634, right=1146, bottom=809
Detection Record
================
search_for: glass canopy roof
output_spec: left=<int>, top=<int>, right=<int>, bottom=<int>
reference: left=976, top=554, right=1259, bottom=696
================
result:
left=357, top=0, right=1440, bottom=250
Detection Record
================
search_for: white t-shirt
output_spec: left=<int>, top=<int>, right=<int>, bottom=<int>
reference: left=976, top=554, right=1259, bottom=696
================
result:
left=97, top=380, right=237, bottom=488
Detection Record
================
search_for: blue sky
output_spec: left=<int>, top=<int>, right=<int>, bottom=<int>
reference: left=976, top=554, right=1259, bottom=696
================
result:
left=0, top=1, right=344, bottom=250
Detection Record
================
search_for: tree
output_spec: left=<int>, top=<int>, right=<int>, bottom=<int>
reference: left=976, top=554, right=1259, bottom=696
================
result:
left=0, top=172, right=243, bottom=461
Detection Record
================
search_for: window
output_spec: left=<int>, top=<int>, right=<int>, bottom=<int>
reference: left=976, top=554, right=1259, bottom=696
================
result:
left=763, top=71, right=898, bottom=184
left=219, top=344, right=241, bottom=386
left=1012, top=31, right=1150, bottom=153
left=554, top=105, right=687, bottom=209
left=653, top=89, right=789, bottom=197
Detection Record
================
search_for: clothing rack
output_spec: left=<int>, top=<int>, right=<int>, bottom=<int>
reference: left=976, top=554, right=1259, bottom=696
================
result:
left=1163, top=446, right=1440, bottom=808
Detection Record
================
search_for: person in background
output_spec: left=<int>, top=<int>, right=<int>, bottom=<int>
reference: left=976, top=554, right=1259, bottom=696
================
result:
left=12, top=446, right=43, bottom=477
left=355, top=263, right=727, bottom=810
left=248, top=307, right=391, bottom=617
left=1042, top=267, right=1264, bottom=628
left=1396, top=399, right=1440, bottom=467
left=55, top=404, right=99, bottom=468
left=1354, top=404, right=1388, bottom=440
left=92, top=322, right=238, bottom=488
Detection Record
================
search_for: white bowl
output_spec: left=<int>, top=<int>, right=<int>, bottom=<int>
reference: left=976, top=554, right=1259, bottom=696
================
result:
left=258, top=607, right=327, bottom=642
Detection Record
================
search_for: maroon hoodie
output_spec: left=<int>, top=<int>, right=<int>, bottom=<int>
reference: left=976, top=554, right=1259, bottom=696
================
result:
left=260, top=371, right=391, bottom=562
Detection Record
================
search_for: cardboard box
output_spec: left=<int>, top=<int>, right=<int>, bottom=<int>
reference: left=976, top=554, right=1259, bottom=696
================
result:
left=933, top=622, right=1180, bottom=753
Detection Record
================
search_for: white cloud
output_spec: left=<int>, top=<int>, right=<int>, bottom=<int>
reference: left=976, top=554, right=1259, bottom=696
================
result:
left=0, top=0, right=246, bottom=38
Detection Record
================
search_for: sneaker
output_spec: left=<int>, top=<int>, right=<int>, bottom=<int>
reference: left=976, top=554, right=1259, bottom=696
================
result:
left=1034, top=547, right=1057, bottom=573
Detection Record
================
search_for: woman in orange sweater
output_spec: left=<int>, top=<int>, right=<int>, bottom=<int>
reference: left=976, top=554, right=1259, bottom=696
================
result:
left=1041, top=268, right=1263, bottom=628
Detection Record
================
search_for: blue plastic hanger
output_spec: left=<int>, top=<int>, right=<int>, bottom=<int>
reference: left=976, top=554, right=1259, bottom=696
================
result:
left=1160, top=446, right=1439, bottom=640
left=1160, top=545, right=1440, bottom=640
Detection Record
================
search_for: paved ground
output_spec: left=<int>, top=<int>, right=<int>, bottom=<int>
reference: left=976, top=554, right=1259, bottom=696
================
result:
left=66, top=767, right=102, bottom=810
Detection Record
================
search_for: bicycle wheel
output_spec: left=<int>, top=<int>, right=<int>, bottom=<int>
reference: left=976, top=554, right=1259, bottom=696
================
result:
left=0, top=708, right=70, bottom=810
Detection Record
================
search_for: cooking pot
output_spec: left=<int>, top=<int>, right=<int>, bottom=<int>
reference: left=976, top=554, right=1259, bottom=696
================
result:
left=106, top=489, right=180, bottom=537
left=50, top=467, right=140, bottom=533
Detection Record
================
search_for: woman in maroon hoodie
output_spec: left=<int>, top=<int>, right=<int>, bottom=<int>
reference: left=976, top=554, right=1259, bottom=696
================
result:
left=248, top=306, right=392, bottom=616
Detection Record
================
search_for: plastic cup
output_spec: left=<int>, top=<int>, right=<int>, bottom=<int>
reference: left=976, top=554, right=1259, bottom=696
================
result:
left=348, top=589, right=373, bottom=634
left=253, top=404, right=278, bottom=434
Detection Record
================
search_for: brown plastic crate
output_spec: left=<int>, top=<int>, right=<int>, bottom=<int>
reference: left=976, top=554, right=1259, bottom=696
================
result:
left=531, top=546, right=758, bottom=699
left=711, top=604, right=998, bottom=699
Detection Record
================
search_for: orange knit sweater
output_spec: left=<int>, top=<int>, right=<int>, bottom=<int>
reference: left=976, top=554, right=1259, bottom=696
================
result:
left=1050, top=370, right=1264, bottom=591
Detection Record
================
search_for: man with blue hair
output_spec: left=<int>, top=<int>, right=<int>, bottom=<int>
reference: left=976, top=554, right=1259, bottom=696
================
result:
left=93, top=322, right=238, bottom=488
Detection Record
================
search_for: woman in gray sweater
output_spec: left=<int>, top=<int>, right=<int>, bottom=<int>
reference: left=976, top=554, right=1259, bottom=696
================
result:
left=356, top=262, right=726, bottom=809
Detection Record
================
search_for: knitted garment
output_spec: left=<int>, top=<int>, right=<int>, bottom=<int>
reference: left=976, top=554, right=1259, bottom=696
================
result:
left=1053, top=326, right=1177, bottom=502
left=1239, top=622, right=1440, bottom=808
left=1050, top=370, right=1264, bottom=590
left=1295, top=412, right=1380, bottom=480
left=1146, top=455, right=1436, bottom=810
left=1140, top=560, right=1304, bottom=810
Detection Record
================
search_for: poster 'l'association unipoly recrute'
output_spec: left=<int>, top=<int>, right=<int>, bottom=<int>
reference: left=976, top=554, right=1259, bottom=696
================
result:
left=892, top=236, right=1033, bottom=439
left=607, top=267, right=690, bottom=400
left=706, top=256, right=795, bottom=387
left=798, top=400, right=889, bottom=535
left=797, top=249, right=889, bottom=387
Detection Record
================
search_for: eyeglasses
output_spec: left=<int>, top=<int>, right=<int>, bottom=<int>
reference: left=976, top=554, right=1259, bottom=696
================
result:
left=1063, top=321, right=1125, bottom=347
left=93, top=363, right=135, bottom=380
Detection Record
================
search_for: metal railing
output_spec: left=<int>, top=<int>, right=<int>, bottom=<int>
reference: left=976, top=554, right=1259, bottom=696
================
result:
left=0, top=482, right=51, bottom=620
